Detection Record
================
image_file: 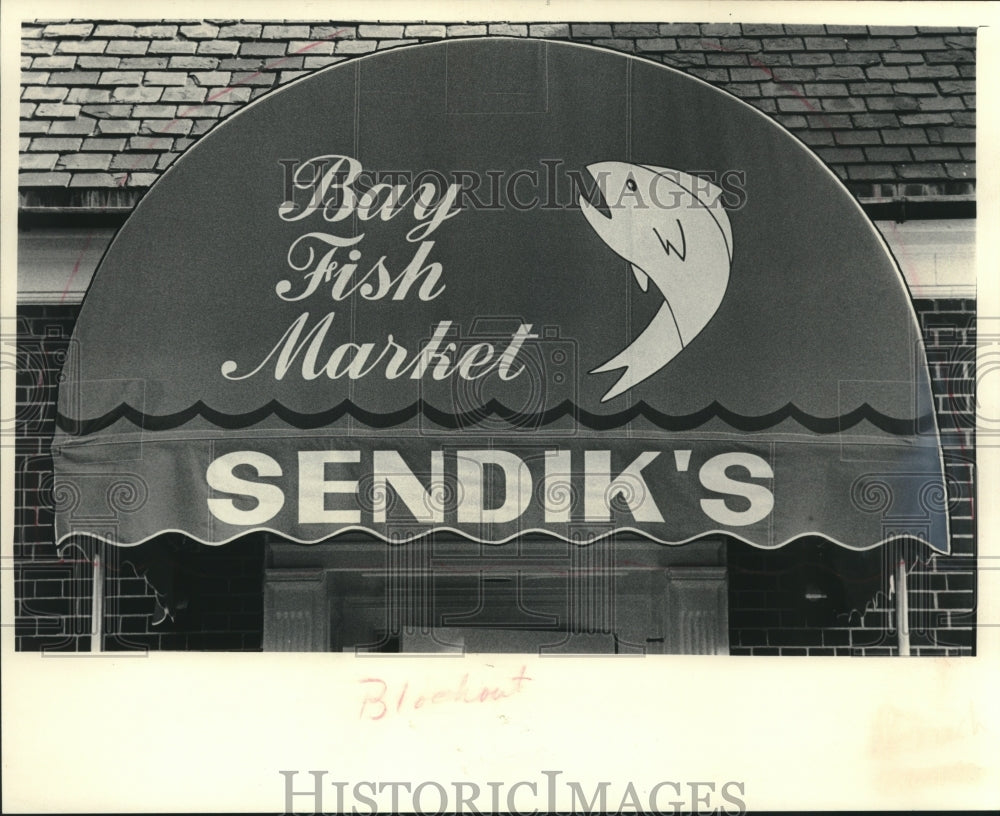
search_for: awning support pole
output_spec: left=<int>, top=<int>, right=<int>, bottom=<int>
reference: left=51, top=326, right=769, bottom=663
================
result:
left=896, top=558, right=910, bottom=657
left=91, top=546, right=104, bottom=653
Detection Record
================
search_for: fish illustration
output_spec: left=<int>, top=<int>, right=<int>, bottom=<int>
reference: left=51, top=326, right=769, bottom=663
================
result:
left=580, top=161, right=733, bottom=402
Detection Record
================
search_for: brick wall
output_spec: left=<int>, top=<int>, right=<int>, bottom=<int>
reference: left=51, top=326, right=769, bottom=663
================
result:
left=15, top=307, right=84, bottom=651
left=20, top=21, right=975, bottom=205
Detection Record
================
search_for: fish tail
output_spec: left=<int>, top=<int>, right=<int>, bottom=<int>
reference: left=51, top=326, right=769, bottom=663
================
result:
left=591, top=301, right=685, bottom=402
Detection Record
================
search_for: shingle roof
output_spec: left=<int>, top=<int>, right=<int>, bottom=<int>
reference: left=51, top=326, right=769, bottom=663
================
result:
left=20, top=21, right=976, bottom=205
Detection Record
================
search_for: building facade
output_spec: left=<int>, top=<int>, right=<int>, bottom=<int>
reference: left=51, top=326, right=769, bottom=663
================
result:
left=15, top=20, right=976, bottom=654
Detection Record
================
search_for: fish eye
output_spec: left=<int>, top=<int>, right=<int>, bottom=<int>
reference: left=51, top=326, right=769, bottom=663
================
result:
left=625, top=177, right=637, bottom=192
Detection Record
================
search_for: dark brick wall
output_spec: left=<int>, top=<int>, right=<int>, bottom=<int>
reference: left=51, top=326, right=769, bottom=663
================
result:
left=15, top=306, right=88, bottom=652
left=20, top=21, right=975, bottom=204
left=15, top=300, right=976, bottom=654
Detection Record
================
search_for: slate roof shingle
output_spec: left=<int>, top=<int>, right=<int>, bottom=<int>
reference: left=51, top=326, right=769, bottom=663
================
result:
left=20, top=21, right=976, bottom=205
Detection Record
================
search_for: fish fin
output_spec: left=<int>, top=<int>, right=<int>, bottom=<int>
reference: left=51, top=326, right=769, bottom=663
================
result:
left=652, top=223, right=686, bottom=262
left=631, top=264, right=650, bottom=292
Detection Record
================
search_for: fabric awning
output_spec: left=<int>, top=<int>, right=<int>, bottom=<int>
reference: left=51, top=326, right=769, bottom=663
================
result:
left=52, top=38, right=949, bottom=553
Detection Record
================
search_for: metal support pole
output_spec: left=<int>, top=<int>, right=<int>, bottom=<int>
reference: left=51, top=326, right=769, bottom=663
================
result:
left=91, top=546, right=104, bottom=653
left=896, top=558, right=910, bottom=657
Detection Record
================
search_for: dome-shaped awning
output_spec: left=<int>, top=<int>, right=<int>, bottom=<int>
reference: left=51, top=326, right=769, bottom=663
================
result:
left=53, top=38, right=949, bottom=553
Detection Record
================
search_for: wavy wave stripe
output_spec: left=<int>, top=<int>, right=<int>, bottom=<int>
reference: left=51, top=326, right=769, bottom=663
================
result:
left=55, top=399, right=939, bottom=436
left=53, top=524, right=945, bottom=552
